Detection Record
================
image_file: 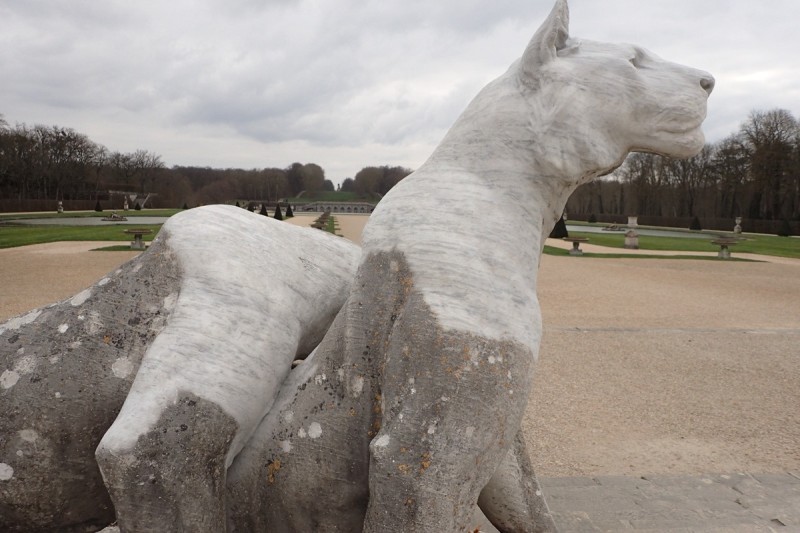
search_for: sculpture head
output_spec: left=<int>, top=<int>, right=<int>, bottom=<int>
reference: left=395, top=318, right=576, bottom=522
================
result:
left=517, top=0, right=714, bottom=172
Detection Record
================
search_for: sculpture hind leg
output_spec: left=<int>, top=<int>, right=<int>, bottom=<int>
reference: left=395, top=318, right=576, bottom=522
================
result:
left=479, top=431, right=559, bottom=532
left=0, top=236, right=182, bottom=532
left=95, top=205, right=361, bottom=530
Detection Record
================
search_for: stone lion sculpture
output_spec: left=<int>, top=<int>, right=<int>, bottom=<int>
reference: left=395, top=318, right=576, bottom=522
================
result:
left=1, top=0, right=712, bottom=531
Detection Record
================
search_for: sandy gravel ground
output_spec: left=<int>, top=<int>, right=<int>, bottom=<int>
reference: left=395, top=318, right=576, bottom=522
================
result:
left=0, top=241, right=140, bottom=320
left=284, top=212, right=369, bottom=245
left=527, top=255, right=800, bottom=477
left=1, top=223, right=798, bottom=479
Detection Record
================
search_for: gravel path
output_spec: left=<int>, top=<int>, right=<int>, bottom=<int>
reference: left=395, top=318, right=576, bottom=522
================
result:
left=284, top=212, right=369, bottom=245
left=2, top=229, right=798, bottom=480
left=0, top=241, right=139, bottom=319
left=527, top=255, right=800, bottom=477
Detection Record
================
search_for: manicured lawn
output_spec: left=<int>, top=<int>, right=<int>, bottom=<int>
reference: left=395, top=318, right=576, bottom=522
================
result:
left=92, top=245, right=139, bottom=252
left=564, top=231, right=800, bottom=259
left=0, top=224, right=162, bottom=249
left=325, top=216, right=339, bottom=235
left=542, top=245, right=754, bottom=261
left=0, top=209, right=182, bottom=221
left=1, top=210, right=796, bottom=260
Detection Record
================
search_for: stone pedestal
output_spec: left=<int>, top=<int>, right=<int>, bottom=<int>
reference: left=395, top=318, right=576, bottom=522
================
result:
left=624, top=216, right=639, bottom=249
left=563, top=237, right=588, bottom=255
left=624, top=229, right=639, bottom=249
left=711, top=238, right=737, bottom=259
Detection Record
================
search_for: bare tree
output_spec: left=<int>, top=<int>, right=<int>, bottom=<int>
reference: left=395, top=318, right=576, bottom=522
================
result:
left=353, top=165, right=412, bottom=196
left=740, top=109, right=798, bottom=219
left=301, top=163, right=325, bottom=196
left=261, top=168, right=289, bottom=202
left=129, top=149, right=165, bottom=194
left=711, top=134, right=750, bottom=218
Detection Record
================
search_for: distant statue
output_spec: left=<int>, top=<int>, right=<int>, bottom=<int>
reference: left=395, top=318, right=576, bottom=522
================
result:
left=1, top=1, right=713, bottom=531
left=57, top=201, right=63, bottom=214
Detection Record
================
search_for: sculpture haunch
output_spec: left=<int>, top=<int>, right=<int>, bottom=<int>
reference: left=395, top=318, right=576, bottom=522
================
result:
left=0, top=0, right=712, bottom=531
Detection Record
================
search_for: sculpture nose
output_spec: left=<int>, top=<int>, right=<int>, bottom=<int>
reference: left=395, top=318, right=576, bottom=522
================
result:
left=700, top=74, right=715, bottom=95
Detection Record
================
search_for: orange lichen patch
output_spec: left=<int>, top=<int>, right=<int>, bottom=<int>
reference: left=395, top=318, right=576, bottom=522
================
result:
left=368, top=392, right=384, bottom=437
left=103, top=335, right=111, bottom=344
left=349, top=407, right=356, bottom=417
left=368, top=417, right=382, bottom=438
left=266, top=459, right=281, bottom=484
left=462, top=346, right=471, bottom=362
left=397, top=463, right=411, bottom=475
left=419, top=451, right=431, bottom=474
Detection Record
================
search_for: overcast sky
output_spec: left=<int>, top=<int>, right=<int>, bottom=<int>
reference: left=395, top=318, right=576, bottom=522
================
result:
left=2, top=0, right=798, bottom=184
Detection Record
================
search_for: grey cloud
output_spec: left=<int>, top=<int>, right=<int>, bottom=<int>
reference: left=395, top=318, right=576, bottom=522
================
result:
left=1, top=0, right=798, bottom=179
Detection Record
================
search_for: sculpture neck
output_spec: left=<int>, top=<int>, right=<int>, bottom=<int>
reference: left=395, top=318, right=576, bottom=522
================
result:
left=421, top=70, right=626, bottom=252
left=422, top=141, right=609, bottom=257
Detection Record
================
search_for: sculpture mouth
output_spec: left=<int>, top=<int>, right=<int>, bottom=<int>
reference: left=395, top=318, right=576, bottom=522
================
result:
left=664, top=123, right=702, bottom=136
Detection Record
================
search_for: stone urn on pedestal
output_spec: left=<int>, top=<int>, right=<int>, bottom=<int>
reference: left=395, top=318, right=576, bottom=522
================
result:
left=625, top=216, right=639, bottom=249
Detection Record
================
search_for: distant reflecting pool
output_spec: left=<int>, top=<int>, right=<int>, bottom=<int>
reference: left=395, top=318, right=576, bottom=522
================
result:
left=566, top=225, right=717, bottom=240
left=6, top=217, right=169, bottom=226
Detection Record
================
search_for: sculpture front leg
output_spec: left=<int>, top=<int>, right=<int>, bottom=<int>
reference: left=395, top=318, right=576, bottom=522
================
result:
left=363, top=297, right=537, bottom=532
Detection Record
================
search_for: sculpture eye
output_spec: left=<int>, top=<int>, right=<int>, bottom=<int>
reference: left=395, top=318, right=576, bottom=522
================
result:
left=629, top=50, right=646, bottom=69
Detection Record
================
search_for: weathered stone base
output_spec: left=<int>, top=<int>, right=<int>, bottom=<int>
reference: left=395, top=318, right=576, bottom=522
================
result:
left=96, top=393, right=238, bottom=531
left=0, top=237, right=182, bottom=531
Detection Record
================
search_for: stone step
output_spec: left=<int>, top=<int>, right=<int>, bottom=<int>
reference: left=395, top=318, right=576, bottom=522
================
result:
left=540, top=472, right=800, bottom=531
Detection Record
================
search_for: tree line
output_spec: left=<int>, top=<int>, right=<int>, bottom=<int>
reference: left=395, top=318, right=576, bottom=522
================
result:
left=567, top=108, right=799, bottom=230
left=0, top=116, right=169, bottom=208
left=3, top=108, right=797, bottom=227
left=0, top=114, right=412, bottom=211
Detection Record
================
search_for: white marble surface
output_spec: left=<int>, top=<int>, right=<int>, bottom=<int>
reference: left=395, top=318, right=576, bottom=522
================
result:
left=99, top=205, right=361, bottom=464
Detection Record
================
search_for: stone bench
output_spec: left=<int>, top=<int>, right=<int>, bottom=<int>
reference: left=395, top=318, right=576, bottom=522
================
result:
left=124, top=228, right=153, bottom=250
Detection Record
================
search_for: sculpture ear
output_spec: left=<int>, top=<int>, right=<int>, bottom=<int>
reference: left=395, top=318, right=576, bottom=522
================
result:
left=520, top=0, right=570, bottom=84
